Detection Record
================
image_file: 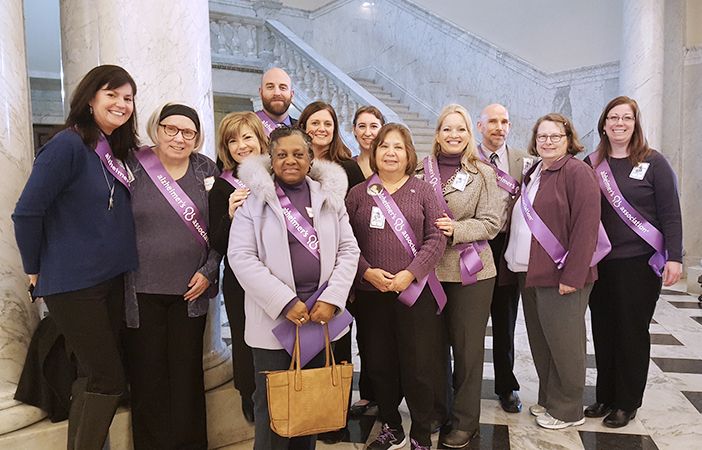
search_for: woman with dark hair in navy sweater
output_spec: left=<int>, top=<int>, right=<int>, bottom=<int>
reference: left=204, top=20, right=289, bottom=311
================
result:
left=13, top=64, right=139, bottom=449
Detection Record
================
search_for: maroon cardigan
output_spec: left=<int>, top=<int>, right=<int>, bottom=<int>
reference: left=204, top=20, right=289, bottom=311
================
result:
left=521, top=154, right=601, bottom=289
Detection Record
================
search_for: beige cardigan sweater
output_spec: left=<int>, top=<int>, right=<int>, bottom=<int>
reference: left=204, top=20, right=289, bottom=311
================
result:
left=416, top=155, right=502, bottom=282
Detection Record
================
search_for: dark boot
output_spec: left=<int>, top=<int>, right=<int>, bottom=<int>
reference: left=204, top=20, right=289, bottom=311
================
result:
left=67, top=378, right=88, bottom=450
left=73, top=392, right=121, bottom=450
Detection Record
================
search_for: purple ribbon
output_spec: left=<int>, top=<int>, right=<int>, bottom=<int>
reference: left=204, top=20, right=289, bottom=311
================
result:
left=95, top=134, right=131, bottom=192
left=275, top=184, right=320, bottom=260
left=594, top=158, right=667, bottom=275
left=134, top=146, right=209, bottom=248
left=366, top=175, right=447, bottom=313
left=423, top=156, right=486, bottom=285
left=255, top=110, right=289, bottom=137
left=272, top=282, right=354, bottom=367
left=220, top=170, right=247, bottom=190
left=519, top=162, right=610, bottom=269
left=477, top=145, right=520, bottom=196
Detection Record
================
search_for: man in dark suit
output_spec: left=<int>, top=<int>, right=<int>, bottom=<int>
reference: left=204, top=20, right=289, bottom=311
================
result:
left=256, top=67, right=298, bottom=135
left=477, top=103, right=533, bottom=413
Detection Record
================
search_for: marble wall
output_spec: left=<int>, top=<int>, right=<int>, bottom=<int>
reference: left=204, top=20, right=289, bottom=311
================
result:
left=681, top=57, right=702, bottom=267
left=302, top=0, right=619, bottom=149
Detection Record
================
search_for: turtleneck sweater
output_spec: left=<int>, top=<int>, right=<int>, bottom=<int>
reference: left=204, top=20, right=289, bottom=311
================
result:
left=437, top=152, right=462, bottom=185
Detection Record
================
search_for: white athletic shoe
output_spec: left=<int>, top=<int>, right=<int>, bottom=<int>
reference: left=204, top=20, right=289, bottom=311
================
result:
left=529, top=404, right=547, bottom=417
left=536, top=412, right=586, bottom=430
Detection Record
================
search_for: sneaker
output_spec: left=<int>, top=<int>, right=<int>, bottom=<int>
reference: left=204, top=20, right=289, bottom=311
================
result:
left=536, top=412, right=586, bottom=430
left=529, top=404, right=547, bottom=417
left=410, top=438, right=430, bottom=450
left=367, top=423, right=407, bottom=450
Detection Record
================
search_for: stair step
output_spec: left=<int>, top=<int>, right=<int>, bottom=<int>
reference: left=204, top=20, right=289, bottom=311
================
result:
left=411, top=135, right=434, bottom=144
left=403, top=118, right=432, bottom=127
left=351, top=76, right=433, bottom=131
left=398, top=111, right=420, bottom=120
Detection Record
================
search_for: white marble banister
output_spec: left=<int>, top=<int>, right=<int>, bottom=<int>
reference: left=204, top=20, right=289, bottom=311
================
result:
left=208, top=11, right=403, bottom=145
left=265, top=19, right=403, bottom=139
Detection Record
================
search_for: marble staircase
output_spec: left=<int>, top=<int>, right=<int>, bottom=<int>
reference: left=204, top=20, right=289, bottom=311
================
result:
left=352, top=77, right=435, bottom=156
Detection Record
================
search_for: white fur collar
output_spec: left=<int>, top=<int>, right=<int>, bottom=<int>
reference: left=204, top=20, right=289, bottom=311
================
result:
left=238, top=155, right=348, bottom=210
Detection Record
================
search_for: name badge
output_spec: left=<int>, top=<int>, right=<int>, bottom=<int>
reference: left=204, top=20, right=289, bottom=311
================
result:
left=305, top=206, right=314, bottom=218
left=629, top=162, right=650, bottom=180
left=204, top=176, right=215, bottom=191
left=369, top=206, right=385, bottom=229
left=523, top=157, right=534, bottom=174
left=451, top=171, right=469, bottom=191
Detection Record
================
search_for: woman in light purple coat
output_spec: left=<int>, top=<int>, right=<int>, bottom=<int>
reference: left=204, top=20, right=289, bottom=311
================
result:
left=228, top=127, right=360, bottom=450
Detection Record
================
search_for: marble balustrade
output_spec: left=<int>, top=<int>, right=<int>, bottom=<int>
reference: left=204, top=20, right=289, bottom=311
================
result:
left=208, top=13, right=402, bottom=144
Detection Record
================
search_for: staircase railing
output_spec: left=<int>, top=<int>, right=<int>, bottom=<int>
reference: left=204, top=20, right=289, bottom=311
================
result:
left=209, top=13, right=403, bottom=150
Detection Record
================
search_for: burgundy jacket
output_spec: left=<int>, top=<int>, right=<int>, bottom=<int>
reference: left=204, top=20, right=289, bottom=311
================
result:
left=521, top=154, right=601, bottom=289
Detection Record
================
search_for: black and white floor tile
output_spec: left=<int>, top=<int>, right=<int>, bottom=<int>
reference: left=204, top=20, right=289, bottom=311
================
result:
left=220, top=283, right=702, bottom=449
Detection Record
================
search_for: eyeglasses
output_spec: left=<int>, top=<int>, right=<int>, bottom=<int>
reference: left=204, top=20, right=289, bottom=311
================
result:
left=536, top=134, right=566, bottom=143
left=159, top=123, right=198, bottom=141
left=606, top=115, right=635, bottom=123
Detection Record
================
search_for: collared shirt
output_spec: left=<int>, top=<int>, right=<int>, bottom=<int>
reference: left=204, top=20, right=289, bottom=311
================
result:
left=489, top=143, right=509, bottom=175
left=505, top=164, right=541, bottom=273
left=256, top=110, right=292, bottom=137
left=481, top=143, right=511, bottom=232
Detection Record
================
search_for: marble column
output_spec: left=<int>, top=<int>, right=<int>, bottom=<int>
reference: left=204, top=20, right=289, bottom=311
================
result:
left=0, top=0, right=47, bottom=434
left=59, top=0, right=232, bottom=387
left=619, top=0, right=665, bottom=149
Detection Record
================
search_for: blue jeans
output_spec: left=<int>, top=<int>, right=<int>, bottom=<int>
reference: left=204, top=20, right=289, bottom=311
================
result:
left=251, top=346, right=328, bottom=450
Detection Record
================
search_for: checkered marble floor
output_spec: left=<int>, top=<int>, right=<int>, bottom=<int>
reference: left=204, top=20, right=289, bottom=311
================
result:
left=219, top=283, right=702, bottom=449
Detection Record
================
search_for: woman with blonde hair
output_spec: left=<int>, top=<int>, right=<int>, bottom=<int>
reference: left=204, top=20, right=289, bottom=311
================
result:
left=417, top=104, right=501, bottom=447
left=209, top=111, right=269, bottom=422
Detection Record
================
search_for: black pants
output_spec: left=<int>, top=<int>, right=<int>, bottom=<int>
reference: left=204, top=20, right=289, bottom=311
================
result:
left=488, top=233, right=521, bottom=396
left=251, top=347, right=327, bottom=450
left=222, top=266, right=255, bottom=400
left=44, top=275, right=126, bottom=395
left=354, top=288, right=445, bottom=446
left=125, top=294, right=207, bottom=450
left=589, top=254, right=662, bottom=411
left=347, top=299, right=375, bottom=402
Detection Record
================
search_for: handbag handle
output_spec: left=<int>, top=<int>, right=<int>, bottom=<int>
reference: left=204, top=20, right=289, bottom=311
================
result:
left=291, top=323, right=339, bottom=391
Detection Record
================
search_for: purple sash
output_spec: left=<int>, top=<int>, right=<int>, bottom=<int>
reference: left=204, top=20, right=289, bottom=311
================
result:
left=423, top=156, right=487, bottom=285
left=272, top=281, right=354, bottom=367
left=95, top=135, right=131, bottom=192
left=478, top=144, right=520, bottom=196
left=256, top=110, right=288, bottom=137
left=594, top=158, right=667, bottom=275
left=134, top=147, right=209, bottom=248
left=367, top=175, right=447, bottom=313
left=519, top=163, right=610, bottom=269
left=220, top=170, right=247, bottom=190
left=275, top=184, right=320, bottom=260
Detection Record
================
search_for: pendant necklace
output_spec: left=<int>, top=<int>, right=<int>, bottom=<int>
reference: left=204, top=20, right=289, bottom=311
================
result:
left=101, top=164, right=116, bottom=210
